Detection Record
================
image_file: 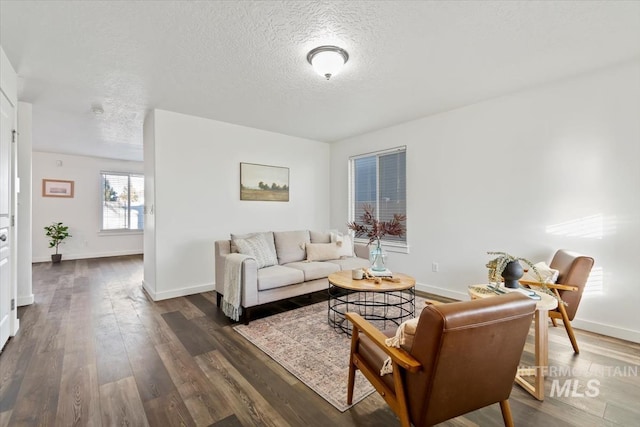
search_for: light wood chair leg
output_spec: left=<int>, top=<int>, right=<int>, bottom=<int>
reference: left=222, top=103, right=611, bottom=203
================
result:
left=500, top=400, right=514, bottom=427
left=554, top=290, right=579, bottom=353
left=560, top=310, right=579, bottom=353
left=551, top=316, right=557, bottom=327
left=565, top=322, right=580, bottom=354
left=347, top=328, right=359, bottom=404
left=347, top=361, right=356, bottom=404
left=392, top=367, right=411, bottom=427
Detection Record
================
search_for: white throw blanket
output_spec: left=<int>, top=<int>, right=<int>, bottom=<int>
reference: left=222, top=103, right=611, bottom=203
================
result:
left=222, top=253, right=251, bottom=321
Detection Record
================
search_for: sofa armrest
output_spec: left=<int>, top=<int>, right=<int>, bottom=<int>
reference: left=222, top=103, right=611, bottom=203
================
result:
left=354, top=242, right=369, bottom=259
left=215, top=240, right=260, bottom=308
left=215, top=240, right=231, bottom=295
left=241, top=258, right=259, bottom=307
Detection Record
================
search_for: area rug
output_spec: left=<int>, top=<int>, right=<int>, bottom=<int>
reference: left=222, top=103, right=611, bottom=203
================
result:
left=233, top=296, right=425, bottom=412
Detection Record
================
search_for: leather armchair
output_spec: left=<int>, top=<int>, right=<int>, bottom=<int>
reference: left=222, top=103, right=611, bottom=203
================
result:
left=520, top=249, right=594, bottom=353
left=346, top=293, right=536, bottom=427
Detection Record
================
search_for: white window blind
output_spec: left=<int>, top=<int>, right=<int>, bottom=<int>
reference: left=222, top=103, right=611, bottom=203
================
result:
left=350, top=147, right=407, bottom=244
left=101, top=172, right=144, bottom=231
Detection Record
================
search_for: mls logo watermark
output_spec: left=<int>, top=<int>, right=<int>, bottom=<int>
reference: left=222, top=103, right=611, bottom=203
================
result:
left=524, top=364, right=638, bottom=399
left=550, top=379, right=600, bottom=398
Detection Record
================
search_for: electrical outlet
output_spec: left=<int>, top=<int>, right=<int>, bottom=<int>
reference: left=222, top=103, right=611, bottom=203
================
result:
left=432, top=262, right=439, bottom=272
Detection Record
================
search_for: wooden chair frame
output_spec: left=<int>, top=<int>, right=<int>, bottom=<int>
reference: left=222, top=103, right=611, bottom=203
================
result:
left=346, top=312, right=515, bottom=427
left=520, top=280, right=581, bottom=353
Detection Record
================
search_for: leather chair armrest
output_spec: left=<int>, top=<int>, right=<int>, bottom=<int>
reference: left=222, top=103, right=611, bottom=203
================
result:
left=346, top=312, right=421, bottom=372
left=544, top=283, right=579, bottom=292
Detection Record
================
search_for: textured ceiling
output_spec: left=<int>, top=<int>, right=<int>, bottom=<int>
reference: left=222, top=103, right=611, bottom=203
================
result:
left=1, top=1, right=639, bottom=161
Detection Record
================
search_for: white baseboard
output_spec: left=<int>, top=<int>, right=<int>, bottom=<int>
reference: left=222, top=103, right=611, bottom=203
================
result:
left=141, top=280, right=156, bottom=300
left=142, top=280, right=214, bottom=301
left=33, top=250, right=143, bottom=263
left=415, top=282, right=468, bottom=301
left=571, top=319, right=640, bottom=344
left=417, top=282, right=640, bottom=344
left=17, top=294, right=34, bottom=306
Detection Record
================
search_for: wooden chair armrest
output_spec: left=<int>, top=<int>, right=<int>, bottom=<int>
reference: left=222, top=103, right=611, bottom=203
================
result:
left=346, top=312, right=422, bottom=372
left=546, top=283, right=579, bottom=292
left=519, top=280, right=578, bottom=292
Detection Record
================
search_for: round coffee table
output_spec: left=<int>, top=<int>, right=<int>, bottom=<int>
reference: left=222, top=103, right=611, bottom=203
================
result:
left=327, top=270, right=416, bottom=335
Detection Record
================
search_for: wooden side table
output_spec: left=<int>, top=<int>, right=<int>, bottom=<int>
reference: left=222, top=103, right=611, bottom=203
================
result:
left=468, top=284, right=558, bottom=401
left=328, top=271, right=416, bottom=335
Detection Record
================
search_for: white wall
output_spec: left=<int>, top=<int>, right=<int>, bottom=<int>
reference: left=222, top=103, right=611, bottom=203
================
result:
left=17, top=102, right=33, bottom=306
left=32, top=152, right=144, bottom=262
left=143, top=109, right=331, bottom=300
left=330, top=60, right=640, bottom=343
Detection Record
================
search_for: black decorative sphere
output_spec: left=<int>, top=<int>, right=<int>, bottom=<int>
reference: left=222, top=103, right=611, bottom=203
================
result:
left=502, top=261, right=524, bottom=289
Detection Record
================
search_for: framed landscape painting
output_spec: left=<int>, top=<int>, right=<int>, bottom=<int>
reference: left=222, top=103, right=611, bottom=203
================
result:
left=42, top=179, right=75, bottom=198
left=240, top=163, right=289, bottom=202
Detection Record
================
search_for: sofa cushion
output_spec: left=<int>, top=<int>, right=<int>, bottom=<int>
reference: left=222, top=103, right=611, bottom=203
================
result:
left=274, top=230, right=310, bottom=264
left=234, top=233, right=278, bottom=268
left=310, top=231, right=331, bottom=243
left=325, top=256, right=370, bottom=271
left=231, top=231, right=275, bottom=254
left=257, top=265, right=305, bottom=291
left=284, top=261, right=340, bottom=281
left=306, top=243, right=340, bottom=261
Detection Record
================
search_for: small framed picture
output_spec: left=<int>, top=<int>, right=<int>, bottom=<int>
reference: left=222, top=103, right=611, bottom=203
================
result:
left=42, top=179, right=74, bottom=198
left=240, top=162, right=289, bottom=202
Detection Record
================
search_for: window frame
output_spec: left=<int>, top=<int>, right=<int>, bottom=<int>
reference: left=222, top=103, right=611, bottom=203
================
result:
left=100, top=171, right=144, bottom=233
left=348, top=146, right=408, bottom=253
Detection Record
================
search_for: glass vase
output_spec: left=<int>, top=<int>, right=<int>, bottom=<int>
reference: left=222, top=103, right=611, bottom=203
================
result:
left=369, top=242, right=387, bottom=272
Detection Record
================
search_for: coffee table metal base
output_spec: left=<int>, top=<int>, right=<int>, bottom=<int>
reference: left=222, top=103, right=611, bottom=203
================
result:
left=328, top=285, right=415, bottom=335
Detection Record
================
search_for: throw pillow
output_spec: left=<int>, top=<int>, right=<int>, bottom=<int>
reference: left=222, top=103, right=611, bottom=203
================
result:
left=306, top=243, right=340, bottom=261
left=234, top=234, right=278, bottom=269
left=381, top=316, right=420, bottom=375
left=230, top=232, right=255, bottom=253
left=385, top=317, right=419, bottom=352
left=522, top=261, right=559, bottom=283
left=231, top=231, right=276, bottom=254
left=330, top=232, right=354, bottom=257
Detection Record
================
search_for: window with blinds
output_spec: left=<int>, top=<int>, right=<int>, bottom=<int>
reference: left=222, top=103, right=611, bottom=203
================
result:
left=101, top=172, right=144, bottom=231
left=350, top=147, right=407, bottom=245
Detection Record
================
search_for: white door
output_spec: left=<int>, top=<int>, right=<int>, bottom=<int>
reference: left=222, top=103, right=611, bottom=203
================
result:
left=0, top=91, right=14, bottom=350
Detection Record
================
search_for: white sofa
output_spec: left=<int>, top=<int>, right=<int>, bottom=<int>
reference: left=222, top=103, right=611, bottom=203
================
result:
left=215, top=230, right=369, bottom=323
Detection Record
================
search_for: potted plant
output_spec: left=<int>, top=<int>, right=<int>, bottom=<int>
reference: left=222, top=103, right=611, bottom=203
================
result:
left=347, top=204, right=406, bottom=271
left=44, top=222, right=71, bottom=263
left=486, top=251, right=542, bottom=289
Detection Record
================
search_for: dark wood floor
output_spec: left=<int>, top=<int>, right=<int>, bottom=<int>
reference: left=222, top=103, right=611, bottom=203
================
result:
left=0, top=256, right=638, bottom=426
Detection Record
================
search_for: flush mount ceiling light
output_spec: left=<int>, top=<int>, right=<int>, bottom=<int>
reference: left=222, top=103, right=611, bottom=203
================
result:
left=307, top=45, right=349, bottom=80
left=91, top=105, right=104, bottom=116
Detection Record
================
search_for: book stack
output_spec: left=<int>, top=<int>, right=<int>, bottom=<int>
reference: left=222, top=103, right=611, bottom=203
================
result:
left=366, top=268, right=393, bottom=278
left=492, top=285, right=541, bottom=300
left=511, top=286, right=541, bottom=300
